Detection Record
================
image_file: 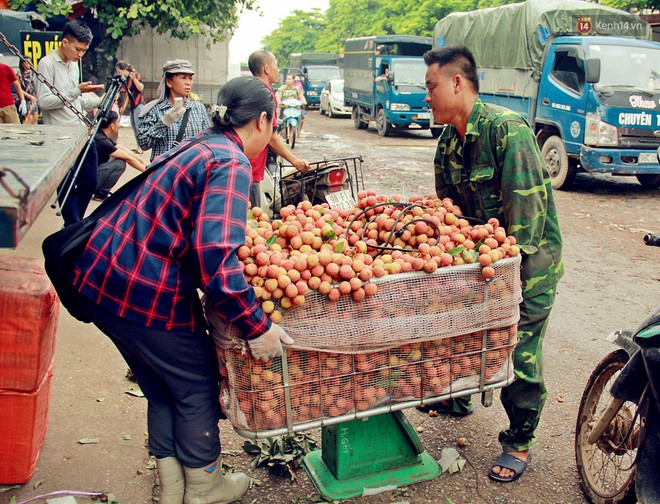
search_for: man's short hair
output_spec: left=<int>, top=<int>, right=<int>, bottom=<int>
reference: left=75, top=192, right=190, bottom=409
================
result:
left=100, top=110, right=119, bottom=130
left=423, top=46, right=479, bottom=93
left=248, top=51, right=274, bottom=77
left=62, top=19, right=93, bottom=44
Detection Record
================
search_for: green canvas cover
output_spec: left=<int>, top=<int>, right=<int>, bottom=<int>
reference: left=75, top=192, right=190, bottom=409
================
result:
left=433, top=0, right=651, bottom=76
left=289, top=53, right=339, bottom=67
left=0, top=10, right=33, bottom=54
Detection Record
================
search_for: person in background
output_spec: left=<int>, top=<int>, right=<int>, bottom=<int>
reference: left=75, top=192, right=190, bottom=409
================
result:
left=276, top=73, right=307, bottom=133
left=73, top=75, right=293, bottom=504
left=114, top=60, right=145, bottom=153
left=0, top=61, right=28, bottom=123
left=375, top=65, right=390, bottom=84
left=247, top=50, right=310, bottom=209
left=18, top=57, right=38, bottom=124
left=293, top=75, right=303, bottom=91
left=423, top=45, right=563, bottom=483
left=36, top=19, right=105, bottom=226
left=137, top=59, right=210, bottom=161
left=93, top=110, right=147, bottom=201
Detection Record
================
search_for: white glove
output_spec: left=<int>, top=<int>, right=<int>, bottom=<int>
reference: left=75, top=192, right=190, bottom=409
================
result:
left=162, top=106, right=185, bottom=126
left=18, top=99, right=27, bottom=116
left=248, top=324, right=295, bottom=362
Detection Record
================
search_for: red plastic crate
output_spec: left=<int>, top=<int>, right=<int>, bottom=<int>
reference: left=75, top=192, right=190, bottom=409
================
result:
left=0, top=255, right=59, bottom=391
left=0, top=368, right=52, bottom=484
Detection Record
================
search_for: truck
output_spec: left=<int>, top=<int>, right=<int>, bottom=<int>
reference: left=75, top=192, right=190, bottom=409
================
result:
left=433, top=0, right=660, bottom=189
left=286, top=52, right=341, bottom=108
left=343, top=35, right=436, bottom=137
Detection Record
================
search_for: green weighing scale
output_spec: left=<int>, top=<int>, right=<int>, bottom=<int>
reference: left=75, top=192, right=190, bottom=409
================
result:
left=299, top=387, right=495, bottom=500
left=302, top=409, right=440, bottom=500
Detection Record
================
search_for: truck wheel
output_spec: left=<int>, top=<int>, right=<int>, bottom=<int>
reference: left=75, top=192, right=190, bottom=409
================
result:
left=635, top=174, right=660, bottom=189
left=352, top=106, right=368, bottom=130
left=376, top=108, right=392, bottom=137
left=542, top=135, right=575, bottom=190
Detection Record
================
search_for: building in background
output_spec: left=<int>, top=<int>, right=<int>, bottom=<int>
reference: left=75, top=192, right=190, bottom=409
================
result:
left=117, top=27, right=230, bottom=105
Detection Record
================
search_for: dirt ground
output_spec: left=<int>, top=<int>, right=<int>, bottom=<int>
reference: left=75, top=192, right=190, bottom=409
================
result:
left=2, top=110, right=659, bottom=504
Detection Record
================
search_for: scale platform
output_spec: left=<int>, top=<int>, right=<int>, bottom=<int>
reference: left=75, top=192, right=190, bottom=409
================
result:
left=303, top=411, right=440, bottom=500
left=0, top=124, right=87, bottom=248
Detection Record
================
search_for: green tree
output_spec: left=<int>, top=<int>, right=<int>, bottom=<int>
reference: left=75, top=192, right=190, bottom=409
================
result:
left=8, top=0, right=257, bottom=77
left=598, top=0, right=660, bottom=11
left=262, top=9, right=327, bottom=68
left=313, top=0, right=521, bottom=53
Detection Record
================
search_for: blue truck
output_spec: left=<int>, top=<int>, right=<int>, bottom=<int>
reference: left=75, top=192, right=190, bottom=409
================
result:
left=286, top=53, right=341, bottom=108
left=343, top=35, right=437, bottom=137
left=434, top=0, right=660, bottom=189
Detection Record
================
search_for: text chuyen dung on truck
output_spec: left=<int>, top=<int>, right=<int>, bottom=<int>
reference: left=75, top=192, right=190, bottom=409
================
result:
left=433, top=0, right=660, bottom=189
left=343, top=35, right=438, bottom=137
left=287, top=53, right=341, bottom=108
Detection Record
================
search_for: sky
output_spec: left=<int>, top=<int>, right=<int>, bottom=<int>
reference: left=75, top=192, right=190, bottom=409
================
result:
left=228, top=0, right=330, bottom=66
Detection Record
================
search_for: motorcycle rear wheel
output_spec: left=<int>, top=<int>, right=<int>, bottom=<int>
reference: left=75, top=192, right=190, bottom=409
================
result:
left=575, top=349, right=638, bottom=504
left=290, top=127, right=297, bottom=149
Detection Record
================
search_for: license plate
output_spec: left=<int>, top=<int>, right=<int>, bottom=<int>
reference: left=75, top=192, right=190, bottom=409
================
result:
left=638, top=152, right=659, bottom=164
left=325, top=190, right=356, bottom=211
left=416, top=112, right=431, bottom=119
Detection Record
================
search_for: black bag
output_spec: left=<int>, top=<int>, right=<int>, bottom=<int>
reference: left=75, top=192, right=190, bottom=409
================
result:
left=42, top=134, right=220, bottom=323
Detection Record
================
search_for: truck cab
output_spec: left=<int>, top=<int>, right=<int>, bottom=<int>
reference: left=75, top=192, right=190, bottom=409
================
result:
left=344, top=35, right=433, bottom=137
left=534, top=36, right=660, bottom=188
left=299, top=65, right=342, bottom=107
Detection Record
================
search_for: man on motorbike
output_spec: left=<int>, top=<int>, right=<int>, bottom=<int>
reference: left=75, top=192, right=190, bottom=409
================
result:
left=247, top=52, right=310, bottom=209
left=277, top=74, right=307, bottom=132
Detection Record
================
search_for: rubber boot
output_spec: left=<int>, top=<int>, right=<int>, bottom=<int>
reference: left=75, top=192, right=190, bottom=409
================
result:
left=156, top=457, right=185, bottom=504
left=183, top=457, right=249, bottom=504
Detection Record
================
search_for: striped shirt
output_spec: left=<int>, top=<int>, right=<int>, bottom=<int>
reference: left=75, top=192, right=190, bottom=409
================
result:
left=137, top=98, right=211, bottom=161
left=73, top=128, right=270, bottom=338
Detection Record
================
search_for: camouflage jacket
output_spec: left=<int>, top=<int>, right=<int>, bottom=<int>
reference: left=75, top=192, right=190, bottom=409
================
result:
left=434, top=98, right=564, bottom=298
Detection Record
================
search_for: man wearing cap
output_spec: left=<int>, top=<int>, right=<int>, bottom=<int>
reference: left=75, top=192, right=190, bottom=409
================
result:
left=137, top=59, right=210, bottom=161
left=247, top=51, right=310, bottom=209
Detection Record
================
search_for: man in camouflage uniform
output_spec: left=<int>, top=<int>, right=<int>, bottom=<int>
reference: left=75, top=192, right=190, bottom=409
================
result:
left=423, top=46, right=564, bottom=482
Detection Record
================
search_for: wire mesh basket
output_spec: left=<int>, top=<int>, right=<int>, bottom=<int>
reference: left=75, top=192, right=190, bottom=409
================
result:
left=211, top=255, right=521, bottom=438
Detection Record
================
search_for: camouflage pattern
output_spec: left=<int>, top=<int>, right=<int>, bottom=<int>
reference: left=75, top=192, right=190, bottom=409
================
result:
left=434, top=98, right=563, bottom=452
left=499, top=288, right=556, bottom=452
left=434, top=98, right=564, bottom=299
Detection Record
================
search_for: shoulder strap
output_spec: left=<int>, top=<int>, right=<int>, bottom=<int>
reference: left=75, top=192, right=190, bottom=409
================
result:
left=175, top=108, right=192, bottom=145
left=88, top=132, right=221, bottom=219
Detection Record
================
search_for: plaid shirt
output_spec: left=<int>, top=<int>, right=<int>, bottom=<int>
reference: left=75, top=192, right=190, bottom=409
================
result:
left=137, top=98, right=211, bottom=161
left=73, top=129, right=270, bottom=339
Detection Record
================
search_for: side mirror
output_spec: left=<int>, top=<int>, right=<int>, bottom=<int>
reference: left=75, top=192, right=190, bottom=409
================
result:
left=585, top=58, right=601, bottom=84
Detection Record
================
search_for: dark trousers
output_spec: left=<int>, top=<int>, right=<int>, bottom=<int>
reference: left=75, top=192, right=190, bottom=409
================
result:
left=58, top=141, right=98, bottom=226
left=81, top=298, right=221, bottom=468
left=96, top=157, right=126, bottom=194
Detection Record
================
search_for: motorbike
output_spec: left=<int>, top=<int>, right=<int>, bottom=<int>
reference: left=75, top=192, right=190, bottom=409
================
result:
left=575, top=230, right=660, bottom=504
left=259, top=155, right=364, bottom=219
left=279, top=97, right=304, bottom=149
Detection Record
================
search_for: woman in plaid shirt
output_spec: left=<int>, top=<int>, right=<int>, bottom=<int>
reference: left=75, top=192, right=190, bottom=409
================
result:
left=74, top=76, right=293, bottom=503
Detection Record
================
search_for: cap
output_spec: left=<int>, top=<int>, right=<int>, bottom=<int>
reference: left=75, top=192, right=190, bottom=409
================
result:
left=162, top=59, right=195, bottom=76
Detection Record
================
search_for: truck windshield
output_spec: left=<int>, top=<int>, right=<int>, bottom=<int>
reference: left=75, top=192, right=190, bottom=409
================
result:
left=391, top=60, right=427, bottom=87
left=588, top=44, right=660, bottom=90
left=307, top=67, right=342, bottom=83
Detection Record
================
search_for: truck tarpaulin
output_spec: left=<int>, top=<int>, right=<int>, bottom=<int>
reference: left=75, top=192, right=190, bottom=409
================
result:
left=434, top=0, right=651, bottom=97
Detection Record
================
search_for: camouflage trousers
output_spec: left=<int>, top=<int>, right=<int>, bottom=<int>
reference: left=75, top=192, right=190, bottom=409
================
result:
left=451, top=288, right=557, bottom=452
